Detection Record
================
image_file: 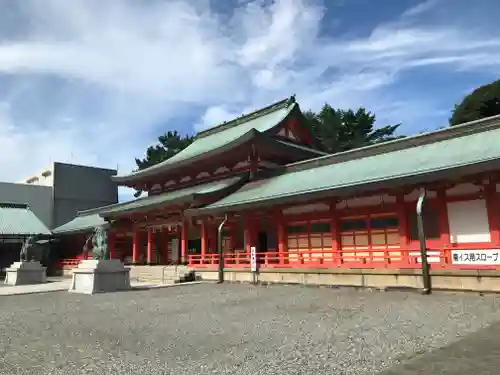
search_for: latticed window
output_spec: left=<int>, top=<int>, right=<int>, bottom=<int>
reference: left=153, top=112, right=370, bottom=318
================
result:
left=340, top=214, right=401, bottom=264
left=222, top=229, right=232, bottom=252
left=286, top=220, right=332, bottom=263
left=340, top=215, right=400, bottom=250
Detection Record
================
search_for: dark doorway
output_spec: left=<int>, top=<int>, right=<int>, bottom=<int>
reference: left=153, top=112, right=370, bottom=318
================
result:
left=258, top=232, right=268, bottom=253
left=187, top=239, right=201, bottom=255
left=257, top=232, right=268, bottom=264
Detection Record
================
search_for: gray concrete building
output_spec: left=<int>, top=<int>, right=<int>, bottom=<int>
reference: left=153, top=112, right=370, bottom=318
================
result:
left=3, top=162, right=118, bottom=229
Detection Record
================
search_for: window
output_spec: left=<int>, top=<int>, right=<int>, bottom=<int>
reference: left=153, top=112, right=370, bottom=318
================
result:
left=370, top=217, right=399, bottom=229
left=340, top=215, right=400, bottom=249
left=408, top=207, right=439, bottom=241
left=221, top=229, right=232, bottom=252
left=310, top=223, right=331, bottom=233
left=286, top=225, right=307, bottom=234
left=286, top=221, right=332, bottom=256
left=341, top=219, right=367, bottom=231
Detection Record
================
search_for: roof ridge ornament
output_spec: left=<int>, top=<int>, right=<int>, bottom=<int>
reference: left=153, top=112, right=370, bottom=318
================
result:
left=195, top=95, right=296, bottom=139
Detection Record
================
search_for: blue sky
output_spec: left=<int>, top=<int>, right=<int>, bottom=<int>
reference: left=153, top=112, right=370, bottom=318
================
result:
left=0, top=0, right=498, bottom=201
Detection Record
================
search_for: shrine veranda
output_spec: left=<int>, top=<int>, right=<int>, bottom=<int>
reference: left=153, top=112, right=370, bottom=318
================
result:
left=53, top=96, right=500, bottom=292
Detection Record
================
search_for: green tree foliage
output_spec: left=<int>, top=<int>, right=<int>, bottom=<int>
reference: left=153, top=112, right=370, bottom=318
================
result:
left=450, top=79, right=500, bottom=126
left=133, top=131, right=194, bottom=197
left=303, top=104, right=402, bottom=153
left=135, top=131, right=194, bottom=171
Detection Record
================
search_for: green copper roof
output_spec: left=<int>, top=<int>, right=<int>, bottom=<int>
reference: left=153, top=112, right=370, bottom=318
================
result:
left=52, top=213, right=107, bottom=235
left=0, top=203, right=51, bottom=236
left=274, top=139, right=328, bottom=156
left=192, top=115, right=500, bottom=213
left=113, top=97, right=297, bottom=183
left=100, top=176, right=246, bottom=217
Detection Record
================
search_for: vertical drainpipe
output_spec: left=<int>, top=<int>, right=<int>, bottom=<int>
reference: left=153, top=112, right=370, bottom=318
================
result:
left=416, top=188, right=432, bottom=294
left=217, top=214, right=229, bottom=284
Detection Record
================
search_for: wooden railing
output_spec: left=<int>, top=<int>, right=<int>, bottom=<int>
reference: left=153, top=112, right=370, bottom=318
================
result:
left=188, top=247, right=500, bottom=270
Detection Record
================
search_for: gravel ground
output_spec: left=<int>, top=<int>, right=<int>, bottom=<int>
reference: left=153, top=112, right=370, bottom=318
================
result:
left=0, top=284, right=500, bottom=375
left=378, top=321, right=500, bottom=375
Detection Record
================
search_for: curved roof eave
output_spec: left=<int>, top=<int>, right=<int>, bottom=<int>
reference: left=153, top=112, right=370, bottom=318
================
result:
left=112, top=101, right=298, bottom=184
left=100, top=174, right=249, bottom=218
left=112, top=129, right=261, bottom=184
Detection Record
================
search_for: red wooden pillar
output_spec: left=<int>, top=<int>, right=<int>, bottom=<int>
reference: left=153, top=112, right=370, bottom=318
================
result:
left=396, top=194, right=409, bottom=265
left=163, top=229, right=170, bottom=264
left=181, top=220, right=188, bottom=264
left=201, top=219, right=207, bottom=263
left=330, top=204, right=341, bottom=265
left=244, top=216, right=257, bottom=253
left=108, top=231, right=116, bottom=260
left=436, top=189, right=451, bottom=246
left=132, top=230, right=139, bottom=264
left=147, top=228, right=153, bottom=265
left=277, top=215, right=286, bottom=265
left=213, top=221, right=219, bottom=252
left=230, top=224, right=237, bottom=252
left=485, top=183, right=500, bottom=244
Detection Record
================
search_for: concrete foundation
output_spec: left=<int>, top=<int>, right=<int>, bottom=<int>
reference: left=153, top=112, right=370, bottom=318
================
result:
left=194, top=268, right=500, bottom=293
left=128, top=265, right=195, bottom=284
left=68, top=259, right=131, bottom=295
left=4, top=261, right=47, bottom=286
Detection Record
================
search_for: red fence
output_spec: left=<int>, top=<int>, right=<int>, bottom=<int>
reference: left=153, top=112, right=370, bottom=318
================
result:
left=57, top=258, right=82, bottom=268
left=188, top=247, right=500, bottom=270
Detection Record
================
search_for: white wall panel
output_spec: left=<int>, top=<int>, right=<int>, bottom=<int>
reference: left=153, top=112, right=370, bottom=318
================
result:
left=447, top=199, right=491, bottom=243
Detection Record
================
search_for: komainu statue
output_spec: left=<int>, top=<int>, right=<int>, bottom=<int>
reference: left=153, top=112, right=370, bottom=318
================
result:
left=20, top=235, right=39, bottom=262
left=91, top=226, right=109, bottom=261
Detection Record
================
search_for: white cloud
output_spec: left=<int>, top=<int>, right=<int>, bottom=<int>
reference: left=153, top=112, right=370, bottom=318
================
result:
left=401, top=0, right=439, bottom=19
left=195, top=106, right=242, bottom=132
left=0, top=0, right=498, bottom=202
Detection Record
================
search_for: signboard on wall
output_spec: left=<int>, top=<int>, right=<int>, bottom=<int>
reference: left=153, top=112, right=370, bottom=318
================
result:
left=451, top=250, right=500, bottom=265
left=250, top=246, right=257, bottom=272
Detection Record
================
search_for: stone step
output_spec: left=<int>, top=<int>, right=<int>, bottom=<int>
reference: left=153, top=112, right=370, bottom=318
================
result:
left=130, top=266, right=195, bottom=284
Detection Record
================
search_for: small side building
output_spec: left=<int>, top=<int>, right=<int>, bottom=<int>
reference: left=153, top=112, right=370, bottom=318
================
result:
left=0, top=202, right=51, bottom=272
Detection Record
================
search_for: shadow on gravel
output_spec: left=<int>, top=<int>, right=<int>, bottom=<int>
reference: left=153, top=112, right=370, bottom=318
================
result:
left=378, top=322, right=500, bottom=375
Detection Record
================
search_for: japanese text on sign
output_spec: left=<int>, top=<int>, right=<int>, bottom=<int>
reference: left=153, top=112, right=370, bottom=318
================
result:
left=250, top=246, right=257, bottom=272
left=451, top=250, right=500, bottom=265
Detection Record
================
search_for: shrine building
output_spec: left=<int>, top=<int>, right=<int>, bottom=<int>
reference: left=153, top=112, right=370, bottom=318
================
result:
left=53, top=96, right=500, bottom=291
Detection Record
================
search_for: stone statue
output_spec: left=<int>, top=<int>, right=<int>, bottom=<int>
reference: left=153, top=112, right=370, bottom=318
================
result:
left=20, top=236, right=38, bottom=262
left=82, top=236, right=92, bottom=260
left=91, top=226, right=109, bottom=260
left=69, top=224, right=129, bottom=294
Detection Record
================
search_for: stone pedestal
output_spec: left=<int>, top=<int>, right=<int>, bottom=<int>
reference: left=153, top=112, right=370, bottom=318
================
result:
left=68, top=259, right=131, bottom=295
left=4, top=261, right=47, bottom=286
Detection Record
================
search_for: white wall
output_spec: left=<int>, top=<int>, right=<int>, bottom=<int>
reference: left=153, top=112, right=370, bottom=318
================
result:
left=447, top=199, right=491, bottom=243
